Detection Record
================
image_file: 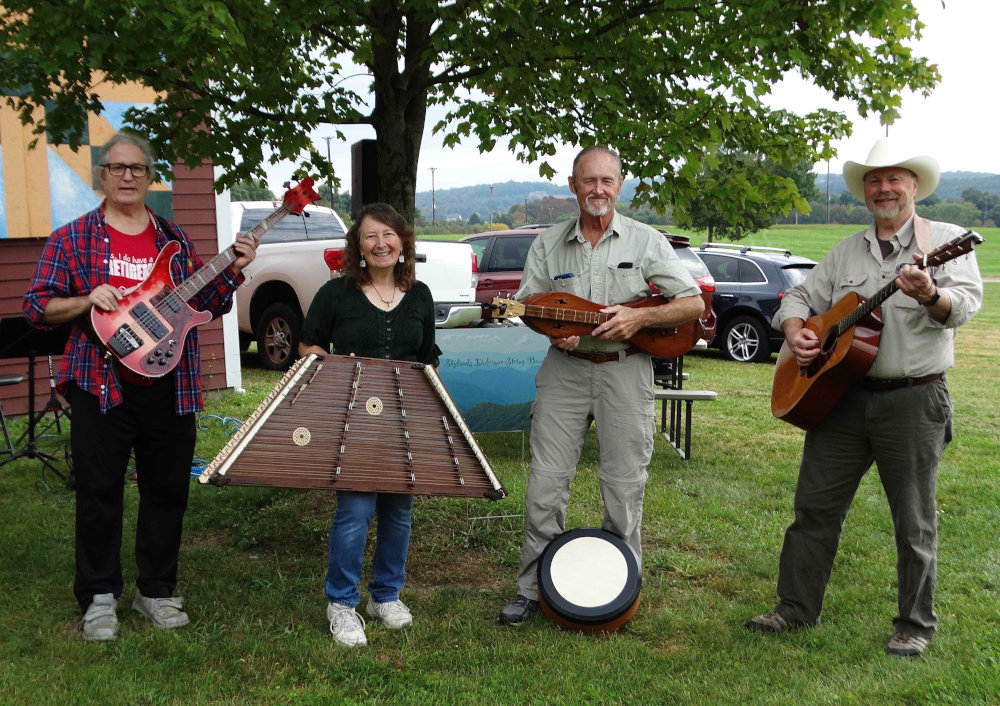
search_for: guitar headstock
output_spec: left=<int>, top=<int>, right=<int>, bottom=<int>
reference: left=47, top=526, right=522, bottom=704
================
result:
left=926, top=230, right=984, bottom=267
left=490, top=297, right=525, bottom=319
left=283, top=177, right=321, bottom=215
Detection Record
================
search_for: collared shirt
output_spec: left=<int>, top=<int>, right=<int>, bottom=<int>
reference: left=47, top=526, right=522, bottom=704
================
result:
left=774, top=215, right=983, bottom=379
left=516, top=212, right=701, bottom=354
left=23, top=203, right=244, bottom=414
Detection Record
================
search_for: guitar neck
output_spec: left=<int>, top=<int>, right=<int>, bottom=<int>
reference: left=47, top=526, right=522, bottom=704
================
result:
left=836, top=279, right=898, bottom=335
left=172, top=203, right=292, bottom=303
left=832, top=230, right=980, bottom=337
left=523, top=303, right=611, bottom=326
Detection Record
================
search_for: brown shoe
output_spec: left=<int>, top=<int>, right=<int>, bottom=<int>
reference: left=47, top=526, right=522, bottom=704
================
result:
left=745, top=610, right=793, bottom=633
left=886, top=631, right=929, bottom=657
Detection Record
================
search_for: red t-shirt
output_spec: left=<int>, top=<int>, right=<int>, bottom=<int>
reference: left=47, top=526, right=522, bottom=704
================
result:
left=106, top=220, right=160, bottom=385
left=106, top=220, right=159, bottom=292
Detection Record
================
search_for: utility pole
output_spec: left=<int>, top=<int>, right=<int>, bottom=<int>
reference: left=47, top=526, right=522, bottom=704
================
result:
left=323, top=136, right=334, bottom=209
left=489, top=184, right=494, bottom=231
left=825, top=160, right=830, bottom=225
left=524, top=198, right=528, bottom=226
left=430, top=167, right=437, bottom=231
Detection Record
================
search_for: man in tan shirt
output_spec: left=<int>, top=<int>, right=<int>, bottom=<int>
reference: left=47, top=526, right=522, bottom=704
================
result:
left=745, top=140, right=983, bottom=657
left=497, top=146, right=704, bottom=625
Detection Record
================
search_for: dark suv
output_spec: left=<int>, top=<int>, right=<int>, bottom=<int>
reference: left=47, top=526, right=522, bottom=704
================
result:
left=694, top=243, right=815, bottom=363
left=461, top=227, right=717, bottom=343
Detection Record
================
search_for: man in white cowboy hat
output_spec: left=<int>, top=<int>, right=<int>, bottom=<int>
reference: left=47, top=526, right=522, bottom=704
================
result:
left=745, top=139, right=983, bottom=656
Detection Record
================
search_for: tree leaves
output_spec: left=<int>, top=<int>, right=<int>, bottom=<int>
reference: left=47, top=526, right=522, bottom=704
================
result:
left=0, top=0, right=938, bottom=223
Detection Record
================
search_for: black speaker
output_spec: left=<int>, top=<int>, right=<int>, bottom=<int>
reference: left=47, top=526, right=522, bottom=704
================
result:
left=351, top=139, right=378, bottom=219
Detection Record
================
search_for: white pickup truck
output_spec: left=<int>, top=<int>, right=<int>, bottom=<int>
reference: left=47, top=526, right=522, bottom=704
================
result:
left=232, top=201, right=481, bottom=369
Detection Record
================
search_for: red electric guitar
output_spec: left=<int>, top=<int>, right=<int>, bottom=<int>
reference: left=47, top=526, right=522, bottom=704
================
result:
left=91, top=178, right=320, bottom=377
left=771, top=230, right=982, bottom=430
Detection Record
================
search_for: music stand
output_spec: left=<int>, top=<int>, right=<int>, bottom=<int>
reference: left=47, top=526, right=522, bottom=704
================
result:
left=0, top=316, right=72, bottom=483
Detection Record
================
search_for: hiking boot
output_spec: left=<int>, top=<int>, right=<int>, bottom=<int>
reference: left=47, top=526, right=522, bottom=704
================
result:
left=132, top=591, right=190, bottom=629
left=745, top=610, right=794, bottom=633
left=82, top=593, right=118, bottom=642
left=327, top=602, right=367, bottom=647
left=366, top=598, right=412, bottom=629
left=886, top=631, right=929, bottom=657
left=498, top=594, right=539, bottom=625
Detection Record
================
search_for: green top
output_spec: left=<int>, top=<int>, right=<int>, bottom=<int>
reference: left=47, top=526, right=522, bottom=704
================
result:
left=301, top=277, right=440, bottom=364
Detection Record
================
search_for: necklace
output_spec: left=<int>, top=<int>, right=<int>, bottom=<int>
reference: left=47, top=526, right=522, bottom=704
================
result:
left=370, top=281, right=396, bottom=308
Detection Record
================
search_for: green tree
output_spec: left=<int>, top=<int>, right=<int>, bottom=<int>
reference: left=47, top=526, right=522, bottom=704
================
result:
left=468, top=212, right=483, bottom=225
left=318, top=183, right=352, bottom=221
left=1, top=1, right=938, bottom=222
left=676, top=151, right=807, bottom=242
left=230, top=181, right=276, bottom=202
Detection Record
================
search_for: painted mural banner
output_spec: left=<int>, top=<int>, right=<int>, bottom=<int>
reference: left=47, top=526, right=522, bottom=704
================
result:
left=435, top=325, right=549, bottom=433
left=0, top=80, right=169, bottom=239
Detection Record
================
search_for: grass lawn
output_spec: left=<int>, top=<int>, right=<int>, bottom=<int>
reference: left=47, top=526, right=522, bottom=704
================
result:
left=0, top=232, right=996, bottom=704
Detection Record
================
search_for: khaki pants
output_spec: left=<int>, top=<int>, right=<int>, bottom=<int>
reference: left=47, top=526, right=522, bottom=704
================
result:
left=516, top=348, right=656, bottom=599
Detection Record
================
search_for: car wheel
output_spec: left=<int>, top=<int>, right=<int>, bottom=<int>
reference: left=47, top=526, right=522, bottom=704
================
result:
left=255, top=302, right=302, bottom=370
left=720, top=315, right=770, bottom=363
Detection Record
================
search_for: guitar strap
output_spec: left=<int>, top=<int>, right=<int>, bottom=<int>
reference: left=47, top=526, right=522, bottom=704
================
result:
left=154, top=214, right=186, bottom=244
left=913, top=215, right=933, bottom=259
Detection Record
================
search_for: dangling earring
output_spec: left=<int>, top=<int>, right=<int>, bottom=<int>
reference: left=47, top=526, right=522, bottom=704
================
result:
left=360, top=258, right=367, bottom=268
left=398, top=254, right=405, bottom=263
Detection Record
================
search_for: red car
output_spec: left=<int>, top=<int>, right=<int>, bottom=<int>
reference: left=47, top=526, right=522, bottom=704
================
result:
left=460, top=227, right=717, bottom=343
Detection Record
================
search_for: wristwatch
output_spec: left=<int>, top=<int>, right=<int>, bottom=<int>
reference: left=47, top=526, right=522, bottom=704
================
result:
left=921, top=288, right=941, bottom=307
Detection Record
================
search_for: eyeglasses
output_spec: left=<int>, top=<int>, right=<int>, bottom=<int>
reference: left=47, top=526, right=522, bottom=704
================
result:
left=101, top=163, right=149, bottom=177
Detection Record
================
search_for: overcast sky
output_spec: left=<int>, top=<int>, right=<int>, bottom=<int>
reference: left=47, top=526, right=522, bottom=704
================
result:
left=264, top=0, right=999, bottom=196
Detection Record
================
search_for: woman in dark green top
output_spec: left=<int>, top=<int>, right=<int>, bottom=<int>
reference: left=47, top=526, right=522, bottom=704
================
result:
left=299, top=202, right=439, bottom=648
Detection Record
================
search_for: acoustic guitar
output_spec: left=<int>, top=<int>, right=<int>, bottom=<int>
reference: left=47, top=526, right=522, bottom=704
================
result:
left=771, top=230, right=982, bottom=430
left=91, top=178, right=320, bottom=377
left=490, top=291, right=701, bottom=359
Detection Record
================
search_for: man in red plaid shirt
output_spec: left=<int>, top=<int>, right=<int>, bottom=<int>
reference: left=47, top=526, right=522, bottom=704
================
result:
left=23, top=132, right=256, bottom=642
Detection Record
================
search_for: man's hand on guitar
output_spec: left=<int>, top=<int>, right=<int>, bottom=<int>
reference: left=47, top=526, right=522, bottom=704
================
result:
left=88, top=284, right=124, bottom=312
left=549, top=335, right=581, bottom=351
left=784, top=322, right=821, bottom=367
left=896, top=257, right=936, bottom=304
left=230, top=233, right=258, bottom=276
left=592, top=304, right=642, bottom=343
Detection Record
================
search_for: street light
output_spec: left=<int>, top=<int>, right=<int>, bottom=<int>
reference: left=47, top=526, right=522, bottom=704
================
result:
left=489, top=184, right=494, bottom=231
left=430, top=167, right=437, bottom=232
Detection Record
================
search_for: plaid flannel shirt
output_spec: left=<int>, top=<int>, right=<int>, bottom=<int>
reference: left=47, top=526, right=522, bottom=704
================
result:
left=23, top=203, right=243, bottom=414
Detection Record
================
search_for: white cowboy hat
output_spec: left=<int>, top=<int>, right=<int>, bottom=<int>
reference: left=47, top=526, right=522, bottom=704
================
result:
left=842, top=138, right=940, bottom=202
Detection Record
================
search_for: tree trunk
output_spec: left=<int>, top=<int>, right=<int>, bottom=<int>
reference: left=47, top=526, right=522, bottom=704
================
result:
left=370, top=95, right=425, bottom=224
left=368, top=2, right=433, bottom=224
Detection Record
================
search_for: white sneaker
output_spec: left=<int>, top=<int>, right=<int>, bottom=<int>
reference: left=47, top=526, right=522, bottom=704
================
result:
left=327, top=602, right=367, bottom=647
left=366, top=598, right=412, bottom=629
left=82, top=593, right=118, bottom=641
left=132, top=591, right=190, bottom=629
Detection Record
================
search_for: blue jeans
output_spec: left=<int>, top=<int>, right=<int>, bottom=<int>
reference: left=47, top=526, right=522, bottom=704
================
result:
left=325, top=491, right=413, bottom=607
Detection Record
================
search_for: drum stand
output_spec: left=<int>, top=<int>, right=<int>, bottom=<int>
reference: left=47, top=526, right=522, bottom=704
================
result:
left=0, top=352, right=69, bottom=484
left=0, top=317, right=71, bottom=485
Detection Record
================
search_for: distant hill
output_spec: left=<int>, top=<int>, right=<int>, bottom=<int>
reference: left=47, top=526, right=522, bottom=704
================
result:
left=416, top=178, right=641, bottom=221
left=415, top=172, right=1000, bottom=220
left=812, top=171, right=1000, bottom=201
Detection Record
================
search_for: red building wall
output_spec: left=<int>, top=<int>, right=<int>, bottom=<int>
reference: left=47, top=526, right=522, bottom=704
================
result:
left=0, top=164, right=228, bottom=417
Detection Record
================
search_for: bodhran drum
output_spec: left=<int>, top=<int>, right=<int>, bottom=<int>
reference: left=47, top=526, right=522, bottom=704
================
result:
left=537, top=527, right=641, bottom=633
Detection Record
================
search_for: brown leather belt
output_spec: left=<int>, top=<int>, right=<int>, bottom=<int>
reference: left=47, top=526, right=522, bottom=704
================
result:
left=858, top=372, right=944, bottom=392
left=564, top=347, right=641, bottom=364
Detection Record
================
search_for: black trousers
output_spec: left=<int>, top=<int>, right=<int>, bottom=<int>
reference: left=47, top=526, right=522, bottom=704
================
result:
left=70, top=378, right=196, bottom=611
